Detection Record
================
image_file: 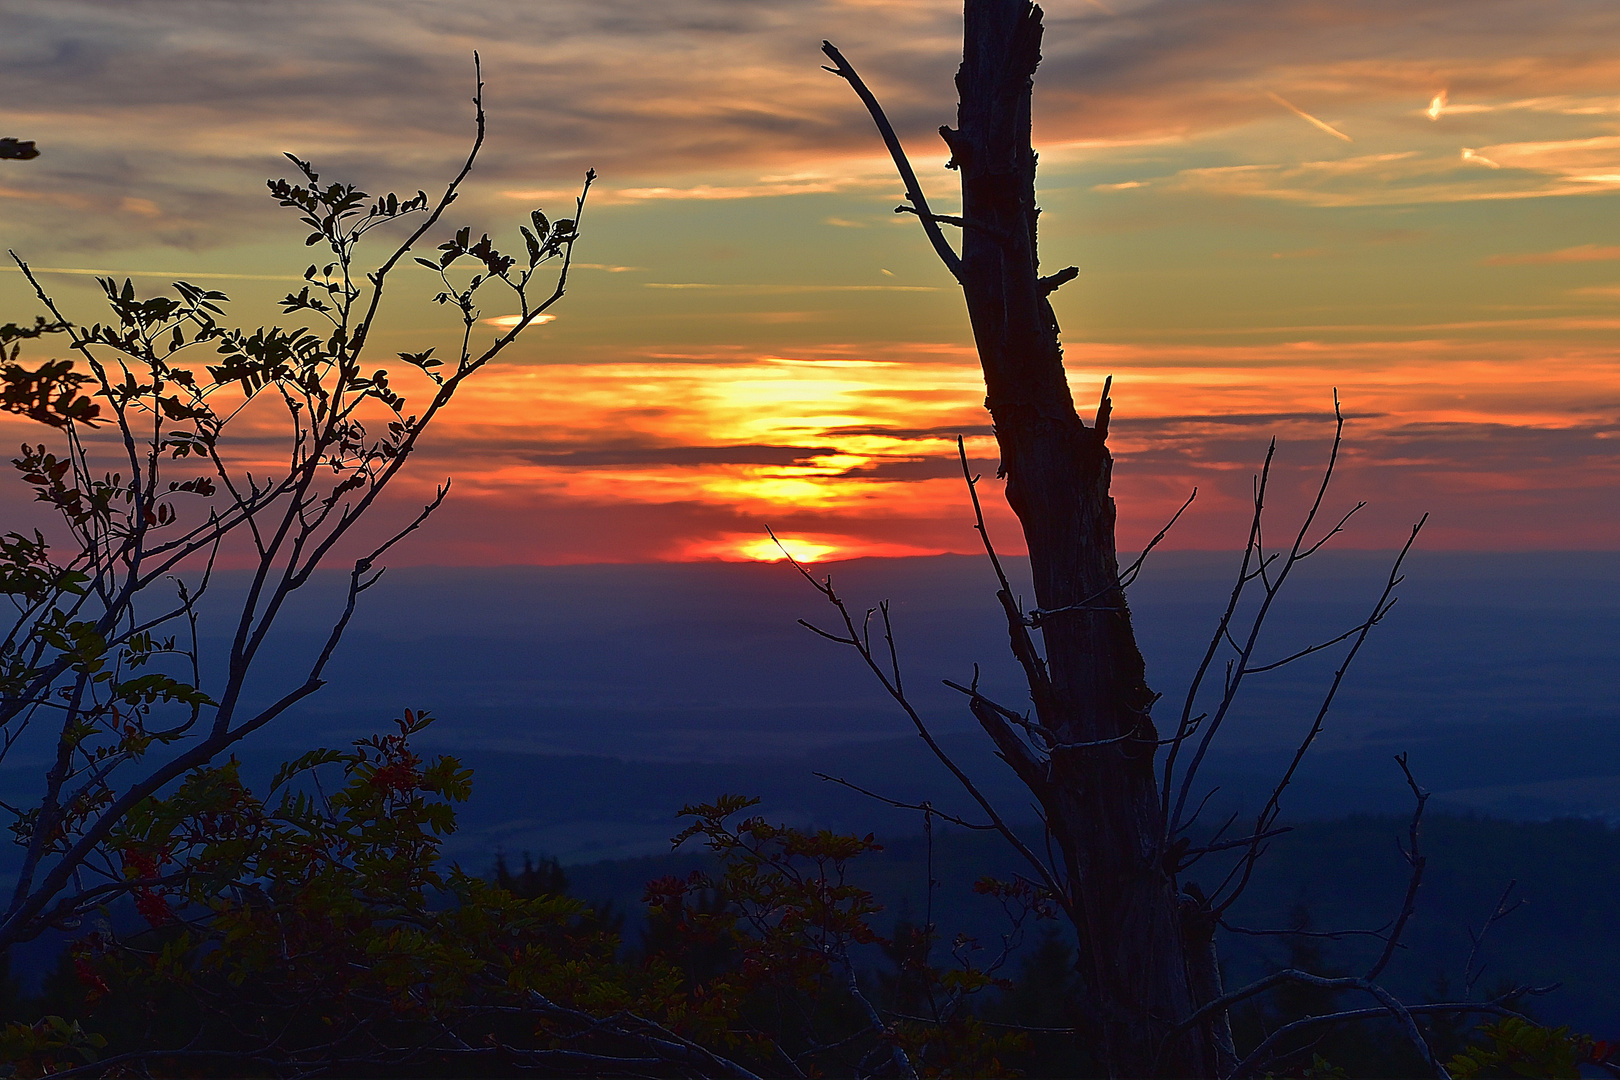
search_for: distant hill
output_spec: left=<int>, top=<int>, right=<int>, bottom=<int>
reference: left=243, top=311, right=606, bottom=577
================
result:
left=59, top=550, right=1597, bottom=871
left=563, top=814, right=1620, bottom=1038
left=3, top=553, right=1617, bottom=1027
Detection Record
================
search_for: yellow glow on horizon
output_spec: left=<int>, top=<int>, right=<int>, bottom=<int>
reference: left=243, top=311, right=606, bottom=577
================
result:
left=685, top=533, right=948, bottom=564
left=738, top=535, right=840, bottom=563
left=481, top=314, right=556, bottom=328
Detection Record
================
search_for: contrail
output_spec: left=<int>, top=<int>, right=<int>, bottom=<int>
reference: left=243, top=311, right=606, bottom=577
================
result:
left=1461, top=147, right=1501, bottom=169
left=1267, top=91, right=1353, bottom=142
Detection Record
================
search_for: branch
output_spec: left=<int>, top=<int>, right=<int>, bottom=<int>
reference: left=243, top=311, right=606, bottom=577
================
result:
left=1229, top=991, right=1550, bottom=1080
left=957, top=438, right=1057, bottom=714
left=1161, top=441, right=1276, bottom=825
left=1170, top=969, right=1448, bottom=1079
left=1039, top=266, right=1079, bottom=296
left=894, top=204, right=1008, bottom=241
left=525, top=991, right=766, bottom=1080
left=771, top=529, right=1073, bottom=918
left=814, top=772, right=996, bottom=831
left=941, top=678, right=1051, bottom=771
left=1463, top=878, right=1525, bottom=997
left=1212, top=516, right=1427, bottom=914
left=1118, top=487, right=1197, bottom=590
left=822, top=42, right=962, bottom=280
left=1365, top=753, right=1429, bottom=982
left=844, top=956, right=919, bottom=1080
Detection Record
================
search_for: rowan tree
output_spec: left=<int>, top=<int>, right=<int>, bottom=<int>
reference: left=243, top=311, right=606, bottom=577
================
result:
left=0, top=59, right=589, bottom=963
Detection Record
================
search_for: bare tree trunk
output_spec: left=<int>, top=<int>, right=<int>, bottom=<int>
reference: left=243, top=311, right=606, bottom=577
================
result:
left=944, top=2, right=1210, bottom=1074
left=829, top=9, right=1460, bottom=1075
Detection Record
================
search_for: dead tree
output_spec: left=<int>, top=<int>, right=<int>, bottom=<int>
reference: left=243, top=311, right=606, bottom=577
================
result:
left=822, top=4, right=1212, bottom=1074
left=812, top=4, right=1552, bottom=1077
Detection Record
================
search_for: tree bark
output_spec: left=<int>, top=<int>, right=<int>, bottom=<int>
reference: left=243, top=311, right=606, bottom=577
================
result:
left=945, top=2, right=1212, bottom=1074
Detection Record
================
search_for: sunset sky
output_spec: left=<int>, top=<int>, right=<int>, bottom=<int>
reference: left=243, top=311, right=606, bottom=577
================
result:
left=5, top=0, right=1620, bottom=563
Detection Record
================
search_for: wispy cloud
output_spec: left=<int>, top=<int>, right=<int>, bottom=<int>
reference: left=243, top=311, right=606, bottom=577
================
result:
left=615, top=181, right=850, bottom=201
left=1154, top=133, right=1620, bottom=207
left=0, top=265, right=305, bottom=282
left=6, top=0, right=1620, bottom=251
left=1486, top=244, right=1620, bottom=266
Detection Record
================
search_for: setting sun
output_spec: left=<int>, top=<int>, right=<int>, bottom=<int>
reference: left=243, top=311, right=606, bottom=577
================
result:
left=733, top=535, right=840, bottom=563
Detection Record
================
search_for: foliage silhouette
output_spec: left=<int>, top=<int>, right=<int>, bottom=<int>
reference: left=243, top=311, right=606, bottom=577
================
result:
left=0, top=58, right=591, bottom=961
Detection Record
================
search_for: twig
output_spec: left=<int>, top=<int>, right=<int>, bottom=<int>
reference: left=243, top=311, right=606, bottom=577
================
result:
left=814, top=772, right=996, bottom=831
left=1212, top=516, right=1427, bottom=915
left=1366, top=754, right=1429, bottom=982
left=1228, top=990, right=1552, bottom=1080
left=1463, top=879, right=1524, bottom=997
left=772, top=529, right=1073, bottom=918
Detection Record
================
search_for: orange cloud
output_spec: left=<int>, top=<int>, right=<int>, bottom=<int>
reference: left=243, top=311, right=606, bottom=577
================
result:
left=1485, top=244, right=1620, bottom=266
left=11, top=328, right=1620, bottom=566
left=201, top=329, right=1616, bottom=563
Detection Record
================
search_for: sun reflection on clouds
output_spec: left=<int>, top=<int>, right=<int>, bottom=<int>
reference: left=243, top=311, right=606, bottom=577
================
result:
left=309, top=318, right=1620, bottom=563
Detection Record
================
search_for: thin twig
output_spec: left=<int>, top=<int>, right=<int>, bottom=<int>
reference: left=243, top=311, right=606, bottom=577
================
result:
left=771, top=529, right=1073, bottom=918
left=1463, top=879, right=1524, bottom=997
left=1365, top=754, right=1429, bottom=982
left=814, top=773, right=996, bottom=831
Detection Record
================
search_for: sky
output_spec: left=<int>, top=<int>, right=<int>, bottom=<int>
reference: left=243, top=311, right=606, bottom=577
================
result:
left=5, top=0, right=1620, bottom=563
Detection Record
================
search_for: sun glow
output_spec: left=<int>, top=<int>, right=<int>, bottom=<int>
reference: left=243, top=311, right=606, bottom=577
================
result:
left=684, top=534, right=947, bottom=564
left=481, top=314, right=556, bottom=328
left=737, top=535, right=840, bottom=563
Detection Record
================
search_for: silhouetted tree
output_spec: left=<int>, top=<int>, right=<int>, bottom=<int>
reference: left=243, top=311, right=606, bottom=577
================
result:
left=816, top=3, right=1554, bottom=1076
left=0, top=58, right=591, bottom=957
left=494, top=852, right=571, bottom=899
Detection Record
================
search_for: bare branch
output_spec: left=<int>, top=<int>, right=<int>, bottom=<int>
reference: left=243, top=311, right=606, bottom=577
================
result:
left=814, top=772, right=996, bottom=831
left=1366, top=753, right=1429, bottom=982
left=1213, top=516, right=1427, bottom=915
left=1119, top=487, right=1197, bottom=589
left=1161, top=441, right=1276, bottom=826
left=1228, top=990, right=1551, bottom=1080
left=821, top=42, right=962, bottom=280
left=1464, top=879, right=1525, bottom=998
left=771, top=528, right=1074, bottom=917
